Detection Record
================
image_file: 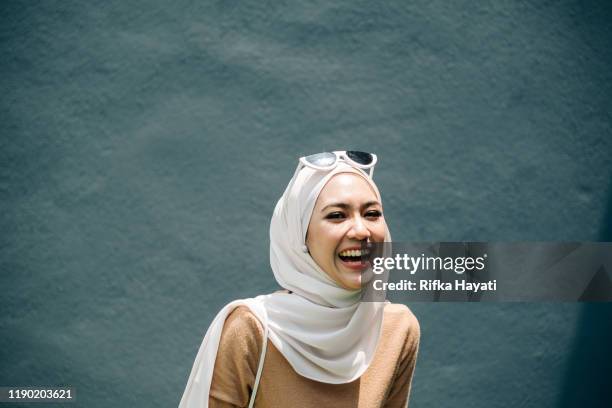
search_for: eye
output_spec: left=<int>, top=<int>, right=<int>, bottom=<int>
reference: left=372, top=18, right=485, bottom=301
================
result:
left=365, top=210, right=382, bottom=219
left=325, top=212, right=345, bottom=220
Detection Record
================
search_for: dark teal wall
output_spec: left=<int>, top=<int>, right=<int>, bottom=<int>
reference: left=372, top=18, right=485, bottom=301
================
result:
left=2, top=1, right=611, bottom=407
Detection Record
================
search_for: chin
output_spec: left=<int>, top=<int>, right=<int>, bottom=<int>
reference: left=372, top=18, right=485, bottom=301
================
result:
left=332, top=264, right=363, bottom=290
left=340, top=275, right=362, bottom=290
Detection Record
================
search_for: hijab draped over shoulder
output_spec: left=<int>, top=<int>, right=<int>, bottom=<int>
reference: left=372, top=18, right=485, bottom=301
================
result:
left=179, top=162, right=391, bottom=407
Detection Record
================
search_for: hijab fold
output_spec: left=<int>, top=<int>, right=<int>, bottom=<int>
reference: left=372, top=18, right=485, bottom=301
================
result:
left=179, top=163, right=390, bottom=408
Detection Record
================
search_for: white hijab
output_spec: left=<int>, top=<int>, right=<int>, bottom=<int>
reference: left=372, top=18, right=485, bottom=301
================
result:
left=179, top=162, right=391, bottom=407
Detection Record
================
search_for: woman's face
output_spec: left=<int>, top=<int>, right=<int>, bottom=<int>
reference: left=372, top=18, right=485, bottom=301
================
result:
left=306, top=173, right=387, bottom=290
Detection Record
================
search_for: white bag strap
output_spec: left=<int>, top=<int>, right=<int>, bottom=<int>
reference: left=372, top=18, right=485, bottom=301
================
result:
left=247, top=322, right=268, bottom=408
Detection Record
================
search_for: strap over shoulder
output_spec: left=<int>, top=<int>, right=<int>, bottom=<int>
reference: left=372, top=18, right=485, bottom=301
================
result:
left=248, top=321, right=269, bottom=408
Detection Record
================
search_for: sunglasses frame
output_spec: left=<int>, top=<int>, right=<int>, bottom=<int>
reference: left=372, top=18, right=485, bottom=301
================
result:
left=298, top=151, right=378, bottom=178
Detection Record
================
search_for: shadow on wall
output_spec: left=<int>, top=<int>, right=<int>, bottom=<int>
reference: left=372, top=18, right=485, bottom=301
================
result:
left=559, top=175, right=612, bottom=408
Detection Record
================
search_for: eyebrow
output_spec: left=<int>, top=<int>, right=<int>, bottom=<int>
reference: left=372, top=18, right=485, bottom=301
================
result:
left=321, top=201, right=381, bottom=212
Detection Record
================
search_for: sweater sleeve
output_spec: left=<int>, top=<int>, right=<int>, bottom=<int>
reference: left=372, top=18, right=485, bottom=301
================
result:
left=209, top=306, right=264, bottom=408
left=384, top=310, right=421, bottom=408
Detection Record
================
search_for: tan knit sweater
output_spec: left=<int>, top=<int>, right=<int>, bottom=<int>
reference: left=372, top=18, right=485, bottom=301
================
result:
left=209, top=302, right=420, bottom=407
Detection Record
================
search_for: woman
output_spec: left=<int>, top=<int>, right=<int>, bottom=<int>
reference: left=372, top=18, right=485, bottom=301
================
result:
left=179, top=151, right=420, bottom=407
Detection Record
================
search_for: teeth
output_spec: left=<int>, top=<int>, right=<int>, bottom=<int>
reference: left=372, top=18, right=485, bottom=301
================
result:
left=339, top=249, right=369, bottom=257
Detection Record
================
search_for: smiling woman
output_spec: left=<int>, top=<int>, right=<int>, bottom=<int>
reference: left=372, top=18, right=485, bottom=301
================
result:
left=179, top=151, right=420, bottom=408
left=306, top=173, right=387, bottom=290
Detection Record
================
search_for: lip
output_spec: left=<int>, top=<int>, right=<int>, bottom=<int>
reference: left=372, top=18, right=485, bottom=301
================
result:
left=339, top=258, right=370, bottom=271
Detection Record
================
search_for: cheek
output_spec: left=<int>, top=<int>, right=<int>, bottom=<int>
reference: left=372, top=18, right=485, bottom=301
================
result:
left=372, top=222, right=387, bottom=241
left=309, top=222, right=343, bottom=252
left=321, top=226, right=345, bottom=248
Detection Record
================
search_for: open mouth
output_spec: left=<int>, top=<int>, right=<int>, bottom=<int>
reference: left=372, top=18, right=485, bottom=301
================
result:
left=338, top=248, right=370, bottom=270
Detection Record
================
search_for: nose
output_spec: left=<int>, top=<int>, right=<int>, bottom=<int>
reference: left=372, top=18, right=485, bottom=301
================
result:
left=347, top=216, right=371, bottom=240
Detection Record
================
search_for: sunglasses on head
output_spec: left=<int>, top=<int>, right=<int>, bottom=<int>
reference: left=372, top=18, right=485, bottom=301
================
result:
left=298, top=151, right=378, bottom=177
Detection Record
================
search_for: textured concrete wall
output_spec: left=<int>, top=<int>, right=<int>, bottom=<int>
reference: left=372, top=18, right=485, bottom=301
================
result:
left=1, top=1, right=611, bottom=407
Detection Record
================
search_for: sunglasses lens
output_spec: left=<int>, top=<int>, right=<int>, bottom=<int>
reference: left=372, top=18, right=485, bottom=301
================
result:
left=346, top=151, right=374, bottom=165
left=304, top=152, right=336, bottom=167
